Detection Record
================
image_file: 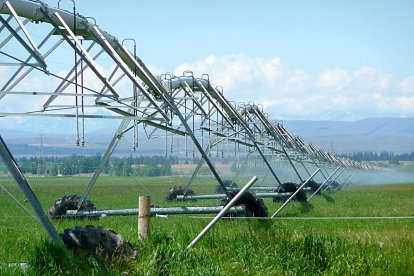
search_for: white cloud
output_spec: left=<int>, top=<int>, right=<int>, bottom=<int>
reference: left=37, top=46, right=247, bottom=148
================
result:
left=394, top=96, right=414, bottom=112
left=283, top=69, right=311, bottom=93
left=258, top=57, right=284, bottom=82
left=378, top=96, right=414, bottom=113
left=175, top=54, right=285, bottom=93
left=352, top=67, right=391, bottom=90
left=399, top=76, right=414, bottom=95
left=1, top=52, right=413, bottom=134
left=317, top=68, right=350, bottom=91
left=173, top=55, right=414, bottom=120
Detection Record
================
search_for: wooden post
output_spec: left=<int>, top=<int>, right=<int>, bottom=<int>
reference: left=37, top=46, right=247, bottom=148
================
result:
left=138, top=196, right=151, bottom=240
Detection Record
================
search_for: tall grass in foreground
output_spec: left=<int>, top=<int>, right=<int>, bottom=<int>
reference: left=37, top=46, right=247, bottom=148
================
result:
left=1, top=220, right=412, bottom=275
left=1, top=179, right=414, bottom=274
left=135, top=219, right=414, bottom=275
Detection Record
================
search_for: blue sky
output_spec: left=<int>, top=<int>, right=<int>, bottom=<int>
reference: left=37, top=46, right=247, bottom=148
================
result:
left=69, top=0, right=414, bottom=77
left=1, top=0, right=414, bottom=135
left=71, top=0, right=414, bottom=121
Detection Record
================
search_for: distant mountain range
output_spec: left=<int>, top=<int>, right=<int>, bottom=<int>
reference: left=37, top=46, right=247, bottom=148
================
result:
left=282, top=117, right=414, bottom=154
left=1, top=117, right=413, bottom=155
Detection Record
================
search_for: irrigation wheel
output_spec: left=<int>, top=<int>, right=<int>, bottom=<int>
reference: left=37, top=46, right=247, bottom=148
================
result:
left=306, top=180, right=322, bottom=194
left=220, top=190, right=268, bottom=217
left=274, top=182, right=307, bottom=202
left=165, top=185, right=196, bottom=201
left=61, top=225, right=136, bottom=259
left=48, top=195, right=96, bottom=219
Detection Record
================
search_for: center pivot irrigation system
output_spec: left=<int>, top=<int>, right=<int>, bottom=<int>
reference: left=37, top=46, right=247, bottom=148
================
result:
left=0, top=0, right=380, bottom=242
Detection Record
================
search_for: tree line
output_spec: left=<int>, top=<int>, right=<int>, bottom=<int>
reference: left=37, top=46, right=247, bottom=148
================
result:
left=9, top=154, right=178, bottom=177
left=342, top=151, right=414, bottom=162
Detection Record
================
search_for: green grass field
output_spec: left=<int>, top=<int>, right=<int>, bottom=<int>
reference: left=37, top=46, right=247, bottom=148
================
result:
left=1, top=176, right=413, bottom=275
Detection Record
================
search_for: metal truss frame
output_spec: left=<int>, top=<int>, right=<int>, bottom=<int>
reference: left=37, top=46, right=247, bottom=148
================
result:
left=0, top=0, right=378, bottom=239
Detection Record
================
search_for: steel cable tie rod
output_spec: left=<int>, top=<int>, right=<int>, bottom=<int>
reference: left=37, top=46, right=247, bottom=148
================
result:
left=187, top=175, right=258, bottom=249
left=0, top=183, right=39, bottom=222
left=271, top=168, right=320, bottom=218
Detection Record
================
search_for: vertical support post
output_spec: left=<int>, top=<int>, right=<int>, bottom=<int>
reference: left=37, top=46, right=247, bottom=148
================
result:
left=341, top=171, right=357, bottom=189
left=184, top=137, right=225, bottom=191
left=248, top=107, right=301, bottom=184
left=271, top=168, right=320, bottom=218
left=336, top=171, right=356, bottom=191
left=323, top=167, right=345, bottom=192
left=282, top=148, right=303, bottom=182
left=138, top=196, right=151, bottom=240
left=334, top=174, right=351, bottom=192
left=0, top=136, right=60, bottom=241
left=307, top=166, right=340, bottom=202
left=300, top=161, right=311, bottom=177
left=318, top=167, right=328, bottom=180
left=132, top=41, right=138, bottom=150
left=259, top=170, right=269, bottom=186
left=187, top=176, right=258, bottom=249
left=77, top=116, right=132, bottom=209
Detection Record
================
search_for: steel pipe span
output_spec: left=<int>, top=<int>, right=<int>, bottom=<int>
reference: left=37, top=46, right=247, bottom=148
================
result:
left=176, top=192, right=293, bottom=201
left=65, top=206, right=246, bottom=217
left=162, top=76, right=210, bottom=91
left=227, top=187, right=312, bottom=192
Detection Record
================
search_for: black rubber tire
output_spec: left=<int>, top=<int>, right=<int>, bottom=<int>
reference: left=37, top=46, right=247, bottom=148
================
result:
left=215, top=180, right=238, bottom=193
left=165, top=185, right=196, bottom=201
left=60, top=225, right=136, bottom=259
left=220, top=190, right=268, bottom=217
left=48, top=195, right=96, bottom=219
left=273, top=182, right=307, bottom=202
left=278, top=182, right=297, bottom=192
left=306, top=180, right=322, bottom=194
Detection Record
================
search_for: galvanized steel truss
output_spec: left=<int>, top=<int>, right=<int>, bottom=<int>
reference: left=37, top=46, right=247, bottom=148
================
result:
left=0, top=0, right=378, bottom=239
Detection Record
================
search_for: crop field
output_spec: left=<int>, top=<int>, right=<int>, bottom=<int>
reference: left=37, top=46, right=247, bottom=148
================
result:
left=1, top=176, right=414, bottom=275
